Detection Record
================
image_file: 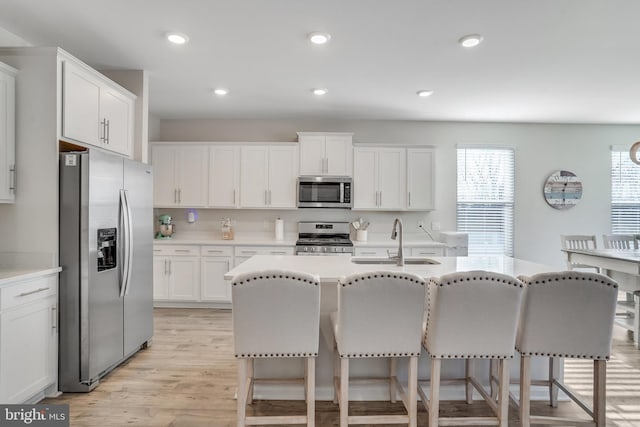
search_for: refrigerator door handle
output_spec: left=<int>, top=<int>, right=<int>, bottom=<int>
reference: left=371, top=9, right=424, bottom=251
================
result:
left=120, top=189, right=134, bottom=297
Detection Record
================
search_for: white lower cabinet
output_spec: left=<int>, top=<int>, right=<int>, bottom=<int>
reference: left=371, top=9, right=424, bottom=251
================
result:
left=0, top=274, right=57, bottom=403
left=234, top=246, right=295, bottom=267
left=153, top=245, right=200, bottom=302
left=201, top=246, right=233, bottom=302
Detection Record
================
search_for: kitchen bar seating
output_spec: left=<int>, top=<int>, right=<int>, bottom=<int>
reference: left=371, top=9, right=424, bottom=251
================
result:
left=515, top=272, right=618, bottom=427
left=231, top=270, right=321, bottom=427
left=419, top=271, right=525, bottom=427
left=331, top=271, right=426, bottom=427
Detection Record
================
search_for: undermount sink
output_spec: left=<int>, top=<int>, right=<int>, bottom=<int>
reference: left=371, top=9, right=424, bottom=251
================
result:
left=350, top=257, right=440, bottom=265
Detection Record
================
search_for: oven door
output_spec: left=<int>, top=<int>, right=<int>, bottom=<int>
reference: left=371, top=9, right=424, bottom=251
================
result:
left=297, top=177, right=352, bottom=208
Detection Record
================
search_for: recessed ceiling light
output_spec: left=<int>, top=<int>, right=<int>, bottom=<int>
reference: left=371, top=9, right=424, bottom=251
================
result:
left=416, top=90, right=434, bottom=97
left=312, top=88, right=328, bottom=96
left=458, top=34, right=483, bottom=48
left=166, top=32, right=189, bottom=45
left=213, top=88, right=228, bottom=96
left=308, top=32, right=331, bottom=45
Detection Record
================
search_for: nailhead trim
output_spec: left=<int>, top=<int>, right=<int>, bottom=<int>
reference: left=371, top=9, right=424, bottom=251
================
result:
left=339, top=271, right=426, bottom=287
left=235, top=352, right=319, bottom=358
left=338, top=352, right=420, bottom=358
left=427, top=353, right=513, bottom=359
left=515, top=349, right=610, bottom=360
left=232, top=271, right=320, bottom=286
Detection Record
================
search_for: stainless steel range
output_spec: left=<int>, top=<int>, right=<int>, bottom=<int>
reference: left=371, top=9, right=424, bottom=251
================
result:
left=295, top=221, right=354, bottom=255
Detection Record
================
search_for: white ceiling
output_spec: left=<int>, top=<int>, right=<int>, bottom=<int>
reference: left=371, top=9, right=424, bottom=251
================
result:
left=0, top=0, right=639, bottom=124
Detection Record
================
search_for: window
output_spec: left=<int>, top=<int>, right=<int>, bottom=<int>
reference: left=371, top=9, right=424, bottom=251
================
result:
left=457, top=147, right=515, bottom=256
left=611, top=147, right=640, bottom=234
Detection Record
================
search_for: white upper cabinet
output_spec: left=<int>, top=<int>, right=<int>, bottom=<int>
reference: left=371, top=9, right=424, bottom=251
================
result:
left=297, top=132, right=353, bottom=176
left=0, top=61, right=16, bottom=203
left=151, top=144, right=208, bottom=207
left=209, top=145, right=240, bottom=208
left=406, top=147, right=435, bottom=210
left=62, top=59, right=135, bottom=157
left=353, top=146, right=405, bottom=210
left=240, top=144, right=298, bottom=208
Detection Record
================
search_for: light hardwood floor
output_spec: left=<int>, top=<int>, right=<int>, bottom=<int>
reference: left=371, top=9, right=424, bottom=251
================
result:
left=44, top=308, right=640, bottom=426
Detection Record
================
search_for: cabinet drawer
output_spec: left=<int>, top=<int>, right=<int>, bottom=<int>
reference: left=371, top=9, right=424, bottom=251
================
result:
left=354, top=247, right=390, bottom=257
left=234, top=246, right=294, bottom=257
left=1, top=275, right=57, bottom=310
left=200, top=246, right=233, bottom=257
left=153, top=245, right=199, bottom=256
left=411, top=247, right=445, bottom=257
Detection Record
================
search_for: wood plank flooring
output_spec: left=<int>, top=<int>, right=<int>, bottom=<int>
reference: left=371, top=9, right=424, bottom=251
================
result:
left=44, top=308, right=640, bottom=426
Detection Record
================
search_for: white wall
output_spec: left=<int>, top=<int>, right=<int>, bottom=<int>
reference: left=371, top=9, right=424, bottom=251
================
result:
left=158, top=118, right=640, bottom=268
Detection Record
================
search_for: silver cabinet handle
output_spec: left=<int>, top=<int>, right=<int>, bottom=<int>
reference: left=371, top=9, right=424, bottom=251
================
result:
left=18, top=287, right=49, bottom=297
left=360, top=251, right=377, bottom=255
left=233, top=189, right=236, bottom=205
left=164, top=259, right=169, bottom=275
left=174, top=189, right=178, bottom=204
left=265, top=190, right=268, bottom=205
left=168, top=259, right=172, bottom=275
left=174, top=249, right=191, bottom=253
left=269, top=190, right=272, bottom=205
left=178, top=189, right=182, bottom=203
left=100, top=119, right=106, bottom=143
left=106, top=119, right=110, bottom=144
left=240, top=250, right=257, bottom=255
left=375, top=191, right=379, bottom=206
left=408, top=191, right=411, bottom=208
left=9, top=164, right=16, bottom=192
left=52, top=306, right=57, bottom=332
left=206, top=250, right=224, bottom=254
left=271, top=251, right=288, bottom=255
left=379, top=191, right=382, bottom=206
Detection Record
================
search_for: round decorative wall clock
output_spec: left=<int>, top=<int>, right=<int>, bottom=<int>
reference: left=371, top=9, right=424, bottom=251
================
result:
left=543, top=170, right=583, bottom=210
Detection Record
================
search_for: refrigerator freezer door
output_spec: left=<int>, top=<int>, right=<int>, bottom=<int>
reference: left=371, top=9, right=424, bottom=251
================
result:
left=122, top=159, right=154, bottom=357
left=83, top=150, right=125, bottom=382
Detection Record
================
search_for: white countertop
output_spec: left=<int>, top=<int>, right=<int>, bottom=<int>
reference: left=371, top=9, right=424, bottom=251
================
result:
left=223, top=254, right=555, bottom=282
left=0, top=267, right=61, bottom=287
left=153, top=231, right=445, bottom=248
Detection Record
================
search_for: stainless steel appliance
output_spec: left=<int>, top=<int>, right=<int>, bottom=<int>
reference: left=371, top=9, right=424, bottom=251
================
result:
left=297, top=176, right=352, bottom=208
left=295, top=221, right=354, bottom=255
left=58, top=150, right=153, bottom=392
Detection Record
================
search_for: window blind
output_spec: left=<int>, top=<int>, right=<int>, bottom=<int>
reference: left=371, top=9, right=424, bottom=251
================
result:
left=611, top=147, right=640, bottom=234
left=457, top=147, right=515, bottom=256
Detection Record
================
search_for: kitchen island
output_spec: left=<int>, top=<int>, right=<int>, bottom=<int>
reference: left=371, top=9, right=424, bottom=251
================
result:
left=224, top=254, right=557, bottom=401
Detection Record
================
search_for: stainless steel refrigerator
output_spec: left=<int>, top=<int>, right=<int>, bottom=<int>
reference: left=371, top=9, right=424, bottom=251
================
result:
left=58, top=149, right=153, bottom=392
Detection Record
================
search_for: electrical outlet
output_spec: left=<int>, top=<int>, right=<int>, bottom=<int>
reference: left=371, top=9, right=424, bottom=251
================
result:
left=431, top=221, right=441, bottom=231
left=418, top=220, right=424, bottom=228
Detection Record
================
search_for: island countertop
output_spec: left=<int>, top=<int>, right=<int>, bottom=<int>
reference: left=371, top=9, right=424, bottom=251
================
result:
left=224, top=254, right=555, bottom=282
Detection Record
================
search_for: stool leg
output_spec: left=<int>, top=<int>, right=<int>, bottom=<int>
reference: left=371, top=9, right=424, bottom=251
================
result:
left=465, top=359, right=474, bottom=404
left=247, top=358, right=254, bottom=405
left=549, top=356, right=559, bottom=407
left=519, top=355, right=531, bottom=427
left=490, top=359, right=498, bottom=400
left=498, top=359, right=510, bottom=427
left=333, top=348, right=339, bottom=404
left=237, top=358, right=247, bottom=427
left=408, top=356, right=418, bottom=427
left=594, top=360, right=606, bottom=427
left=429, top=358, right=441, bottom=427
left=390, top=357, right=397, bottom=403
left=340, top=357, right=349, bottom=427
left=307, top=357, right=316, bottom=427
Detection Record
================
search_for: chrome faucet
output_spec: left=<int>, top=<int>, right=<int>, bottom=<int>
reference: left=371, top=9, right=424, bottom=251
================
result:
left=390, top=218, right=404, bottom=266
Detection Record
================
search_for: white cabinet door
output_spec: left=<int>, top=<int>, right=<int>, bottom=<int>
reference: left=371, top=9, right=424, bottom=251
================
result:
left=240, top=146, right=269, bottom=208
left=152, top=145, right=178, bottom=206
left=410, top=246, right=444, bottom=257
left=209, top=146, right=240, bottom=208
left=99, top=86, right=133, bottom=156
left=62, top=61, right=101, bottom=146
left=268, top=145, right=298, bottom=208
left=298, top=135, right=325, bottom=175
left=324, top=135, right=352, bottom=176
left=151, top=145, right=208, bottom=207
left=201, top=257, right=232, bottom=302
left=152, top=256, right=169, bottom=300
left=177, top=146, right=208, bottom=207
left=353, top=147, right=378, bottom=209
left=406, top=148, right=435, bottom=210
left=298, top=132, right=352, bottom=176
left=0, top=63, right=15, bottom=203
left=0, top=297, right=56, bottom=403
left=377, top=148, right=405, bottom=210
left=167, top=256, right=200, bottom=301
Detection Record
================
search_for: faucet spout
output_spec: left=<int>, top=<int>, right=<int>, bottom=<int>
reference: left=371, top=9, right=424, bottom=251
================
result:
left=390, top=218, right=404, bottom=266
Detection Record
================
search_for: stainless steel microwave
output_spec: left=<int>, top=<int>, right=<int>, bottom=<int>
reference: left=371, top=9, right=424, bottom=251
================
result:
left=297, top=176, right=352, bottom=208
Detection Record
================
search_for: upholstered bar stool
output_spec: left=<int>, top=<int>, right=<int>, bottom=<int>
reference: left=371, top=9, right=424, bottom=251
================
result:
left=515, top=271, right=617, bottom=427
left=419, top=271, right=524, bottom=427
left=231, top=270, right=321, bottom=427
left=331, top=271, right=427, bottom=427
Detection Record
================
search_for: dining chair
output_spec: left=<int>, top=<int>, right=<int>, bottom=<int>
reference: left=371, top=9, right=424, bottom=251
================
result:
left=602, top=233, right=638, bottom=250
left=331, top=271, right=427, bottom=427
left=232, top=269, right=321, bottom=427
left=559, top=234, right=599, bottom=271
